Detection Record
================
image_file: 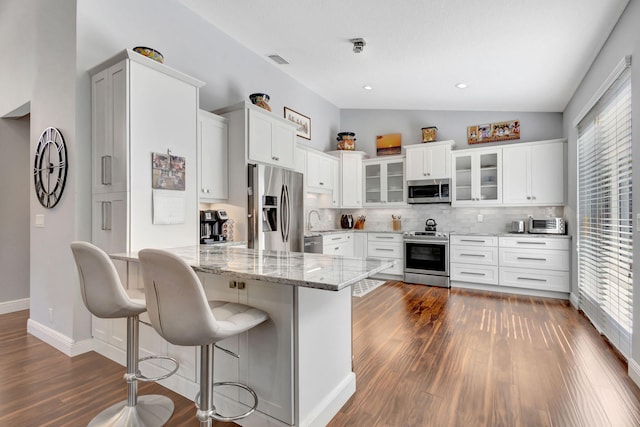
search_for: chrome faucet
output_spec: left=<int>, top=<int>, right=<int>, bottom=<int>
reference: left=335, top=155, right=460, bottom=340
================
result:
left=307, top=210, right=321, bottom=231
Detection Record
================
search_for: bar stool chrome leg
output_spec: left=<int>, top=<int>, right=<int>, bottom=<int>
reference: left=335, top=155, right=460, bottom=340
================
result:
left=88, top=316, right=175, bottom=427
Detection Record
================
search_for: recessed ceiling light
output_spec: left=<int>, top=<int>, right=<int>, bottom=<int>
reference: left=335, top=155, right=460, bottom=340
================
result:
left=363, top=85, right=373, bottom=91
left=455, top=83, right=468, bottom=89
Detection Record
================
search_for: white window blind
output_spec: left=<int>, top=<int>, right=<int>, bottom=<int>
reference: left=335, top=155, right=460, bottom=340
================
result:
left=577, top=61, right=632, bottom=358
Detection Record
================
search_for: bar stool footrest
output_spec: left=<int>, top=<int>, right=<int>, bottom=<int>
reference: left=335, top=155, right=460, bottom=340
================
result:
left=135, top=355, right=179, bottom=382
left=195, top=381, right=259, bottom=422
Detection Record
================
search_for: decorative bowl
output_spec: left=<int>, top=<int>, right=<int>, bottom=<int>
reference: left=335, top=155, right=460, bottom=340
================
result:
left=249, top=93, right=271, bottom=111
left=133, top=46, right=164, bottom=64
left=337, top=132, right=356, bottom=150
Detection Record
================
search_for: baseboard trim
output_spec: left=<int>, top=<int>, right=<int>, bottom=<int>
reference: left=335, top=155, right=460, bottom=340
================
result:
left=569, top=292, right=580, bottom=309
left=0, top=298, right=29, bottom=315
left=451, top=281, right=570, bottom=300
left=27, top=319, right=93, bottom=357
left=629, top=358, right=640, bottom=389
left=300, top=372, right=356, bottom=427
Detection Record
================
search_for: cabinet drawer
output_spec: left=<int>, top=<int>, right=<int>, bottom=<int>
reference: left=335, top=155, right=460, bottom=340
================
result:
left=370, top=258, right=403, bottom=275
left=450, top=235, right=497, bottom=247
left=500, top=267, right=570, bottom=292
left=450, top=245, right=498, bottom=265
left=450, top=263, right=499, bottom=285
left=499, top=236, right=569, bottom=250
left=367, top=232, right=403, bottom=243
left=499, top=248, right=569, bottom=271
left=368, top=242, right=403, bottom=259
left=322, top=233, right=351, bottom=245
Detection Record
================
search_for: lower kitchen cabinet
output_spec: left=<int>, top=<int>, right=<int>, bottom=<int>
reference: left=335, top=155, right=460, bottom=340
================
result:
left=353, top=232, right=367, bottom=258
left=367, top=233, right=403, bottom=276
left=322, top=232, right=354, bottom=257
left=450, top=235, right=499, bottom=285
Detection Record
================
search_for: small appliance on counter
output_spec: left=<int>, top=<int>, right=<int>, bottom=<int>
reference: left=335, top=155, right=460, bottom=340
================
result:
left=509, top=220, right=525, bottom=233
left=528, top=217, right=566, bottom=235
left=200, top=209, right=229, bottom=244
left=425, top=218, right=437, bottom=232
left=340, top=214, right=354, bottom=229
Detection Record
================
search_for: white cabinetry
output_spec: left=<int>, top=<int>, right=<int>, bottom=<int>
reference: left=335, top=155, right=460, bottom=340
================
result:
left=499, top=236, right=570, bottom=293
left=502, top=139, right=566, bottom=206
left=450, top=235, right=499, bottom=285
left=363, top=156, right=406, bottom=206
left=199, top=275, right=295, bottom=424
left=452, top=147, right=502, bottom=206
left=353, top=232, right=367, bottom=258
left=405, top=140, right=454, bottom=181
left=367, top=233, right=403, bottom=276
left=322, top=232, right=354, bottom=257
left=328, top=151, right=367, bottom=208
left=306, top=149, right=336, bottom=193
left=198, top=110, right=229, bottom=202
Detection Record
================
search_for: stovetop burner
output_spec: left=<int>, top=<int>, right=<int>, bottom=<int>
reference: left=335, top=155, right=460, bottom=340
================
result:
left=403, top=230, right=449, bottom=241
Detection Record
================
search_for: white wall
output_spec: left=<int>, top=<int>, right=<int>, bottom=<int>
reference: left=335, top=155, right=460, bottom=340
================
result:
left=561, top=0, right=640, bottom=378
left=0, top=116, right=30, bottom=308
left=340, top=109, right=563, bottom=156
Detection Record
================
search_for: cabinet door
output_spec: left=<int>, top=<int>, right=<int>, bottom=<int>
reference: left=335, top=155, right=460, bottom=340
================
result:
left=248, top=108, right=274, bottom=165
left=92, top=61, right=128, bottom=194
left=272, top=121, right=295, bottom=169
left=530, top=142, right=564, bottom=205
left=452, top=153, right=473, bottom=203
left=385, top=159, right=405, bottom=204
left=478, top=150, right=501, bottom=204
left=341, top=154, right=362, bottom=207
left=428, top=144, right=450, bottom=179
left=502, top=145, right=530, bottom=204
left=364, top=163, right=383, bottom=204
left=198, top=111, right=228, bottom=201
left=307, top=151, right=334, bottom=192
left=405, top=148, right=426, bottom=181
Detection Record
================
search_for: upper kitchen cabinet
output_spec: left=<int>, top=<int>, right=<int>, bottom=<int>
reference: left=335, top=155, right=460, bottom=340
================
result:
left=198, top=110, right=229, bottom=202
left=502, top=139, right=566, bottom=206
left=363, top=156, right=406, bottom=206
left=452, top=147, right=502, bottom=206
left=305, top=148, right=337, bottom=193
left=90, top=50, right=204, bottom=195
left=328, top=151, right=367, bottom=208
left=405, top=140, right=454, bottom=181
left=215, top=102, right=297, bottom=170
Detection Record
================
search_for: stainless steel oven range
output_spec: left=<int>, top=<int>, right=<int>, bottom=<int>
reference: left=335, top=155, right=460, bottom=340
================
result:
left=403, top=231, right=450, bottom=288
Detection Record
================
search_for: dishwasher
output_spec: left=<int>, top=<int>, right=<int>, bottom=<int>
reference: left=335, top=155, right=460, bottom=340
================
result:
left=303, top=235, right=323, bottom=253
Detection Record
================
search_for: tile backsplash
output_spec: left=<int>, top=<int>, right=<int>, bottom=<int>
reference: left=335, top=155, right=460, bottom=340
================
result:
left=304, top=197, right=564, bottom=235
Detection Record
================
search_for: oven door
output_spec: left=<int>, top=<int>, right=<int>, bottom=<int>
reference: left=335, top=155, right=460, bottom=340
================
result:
left=404, top=239, right=449, bottom=276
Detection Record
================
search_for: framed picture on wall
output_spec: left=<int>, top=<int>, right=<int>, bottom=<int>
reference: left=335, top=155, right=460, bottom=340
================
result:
left=284, top=107, right=311, bottom=140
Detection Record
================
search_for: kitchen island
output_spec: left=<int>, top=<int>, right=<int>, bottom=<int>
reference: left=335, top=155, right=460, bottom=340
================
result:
left=103, top=245, right=392, bottom=427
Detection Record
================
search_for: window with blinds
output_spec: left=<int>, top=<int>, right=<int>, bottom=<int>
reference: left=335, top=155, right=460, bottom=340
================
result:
left=577, top=59, right=632, bottom=358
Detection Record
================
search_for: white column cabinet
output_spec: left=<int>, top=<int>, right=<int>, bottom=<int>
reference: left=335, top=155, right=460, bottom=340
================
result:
left=248, top=108, right=296, bottom=169
left=198, top=110, right=229, bottom=202
left=502, top=139, right=566, bottom=206
left=452, top=148, right=502, bottom=206
left=405, top=140, right=454, bottom=181
left=328, top=151, right=367, bottom=208
left=363, top=156, right=406, bottom=206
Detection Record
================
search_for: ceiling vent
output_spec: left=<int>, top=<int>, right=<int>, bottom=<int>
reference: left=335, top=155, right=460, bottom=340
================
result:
left=268, top=54, right=289, bottom=65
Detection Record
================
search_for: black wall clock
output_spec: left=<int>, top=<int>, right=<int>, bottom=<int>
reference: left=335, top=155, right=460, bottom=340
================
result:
left=34, top=127, right=68, bottom=208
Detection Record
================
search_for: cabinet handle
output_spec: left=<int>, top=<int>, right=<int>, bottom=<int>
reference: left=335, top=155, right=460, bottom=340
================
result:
left=319, top=182, right=324, bottom=186
left=335, top=247, right=340, bottom=250
left=101, top=201, right=112, bottom=231
left=229, top=281, right=237, bottom=289
left=460, top=239, right=486, bottom=243
left=516, top=241, right=546, bottom=245
left=331, top=237, right=341, bottom=241
left=375, top=248, right=394, bottom=252
left=237, top=281, right=246, bottom=290
left=527, top=196, right=531, bottom=200
left=202, top=188, right=210, bottom=193
left=376, top=236, right=395, bottom=239
left=532, top=196, right=537, bottom=200
left=517, top=256, right=547, bottom=261
left=101, top=155, right=112, bottom=185
left=517, top=276, right=547, bottom=282
left=460, top=253, right=485, bottom=257
left=272, top=156, right=280, bottom=161
left=461, top=271, right=486, bottom=276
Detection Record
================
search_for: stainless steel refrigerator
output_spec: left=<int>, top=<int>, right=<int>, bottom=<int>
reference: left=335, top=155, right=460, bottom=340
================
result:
left=247, top=163, right=304, bottom=252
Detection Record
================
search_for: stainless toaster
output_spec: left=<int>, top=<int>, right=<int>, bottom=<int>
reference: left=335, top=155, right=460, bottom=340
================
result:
left=528, top=217, right=566, bottom=234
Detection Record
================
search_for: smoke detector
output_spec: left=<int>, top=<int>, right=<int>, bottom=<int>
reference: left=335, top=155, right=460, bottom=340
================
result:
left=351, top=38, right=366, bottom=53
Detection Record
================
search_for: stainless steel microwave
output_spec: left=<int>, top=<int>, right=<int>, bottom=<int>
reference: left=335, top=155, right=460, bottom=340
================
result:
left=407, top=179, right=451, bottom=204
left=528, top=217, right=566, bottom=234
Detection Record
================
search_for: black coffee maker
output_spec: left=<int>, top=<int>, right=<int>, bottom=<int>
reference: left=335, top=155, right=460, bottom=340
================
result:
left=200, top=210, right=229, bottom=244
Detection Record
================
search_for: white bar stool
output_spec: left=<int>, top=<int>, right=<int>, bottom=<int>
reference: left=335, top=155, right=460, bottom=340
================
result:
left=138, top=249, right=269, bottom=427
left=70, top=241, right=178, bottom=427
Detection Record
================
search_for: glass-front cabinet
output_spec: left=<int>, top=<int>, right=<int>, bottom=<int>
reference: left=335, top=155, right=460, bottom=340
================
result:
left=451, top=148, right=502, bottom=206
left=363, top=156, right=406, bottom=206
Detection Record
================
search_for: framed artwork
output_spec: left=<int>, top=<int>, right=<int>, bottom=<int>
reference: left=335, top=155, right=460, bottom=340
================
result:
left=152, top=152, right=185, bottom=190
left=467, top=119, right=520, bottom=144
left=376, top=133, right=402, bottom=156
left=284, top=107, right=311, bottom=140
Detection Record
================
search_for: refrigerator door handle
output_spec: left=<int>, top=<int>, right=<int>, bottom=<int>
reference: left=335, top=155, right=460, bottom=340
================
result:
left=280, top=184, right=287, bottom=243
left=284, top=184, right=291, bottom=243
left=247, top=164, right=257, bottom=249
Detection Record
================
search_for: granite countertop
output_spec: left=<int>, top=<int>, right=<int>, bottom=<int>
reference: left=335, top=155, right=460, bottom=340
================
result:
left=450, top=232, right=571, bottom=239
left=305, top=229, right=402, bottom=237
left=111, top=246, right=393, bottom=291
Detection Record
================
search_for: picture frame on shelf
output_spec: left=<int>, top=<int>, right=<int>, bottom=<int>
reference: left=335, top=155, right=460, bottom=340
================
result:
left=284, top=107, right=311, bottom=140
left=467, top=119, right=520, bottom=144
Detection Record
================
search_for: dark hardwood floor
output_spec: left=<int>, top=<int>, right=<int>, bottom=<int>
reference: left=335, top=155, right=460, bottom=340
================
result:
left=2, top=282, right=640, bottom=426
